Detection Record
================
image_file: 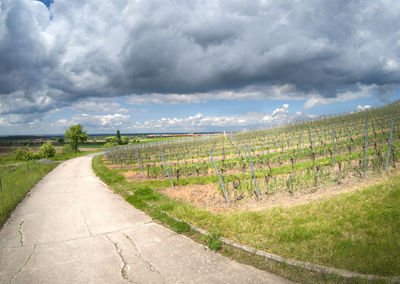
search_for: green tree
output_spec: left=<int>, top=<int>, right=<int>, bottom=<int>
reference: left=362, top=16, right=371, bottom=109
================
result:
left=24, top=148, right=35, bottom=161
left=121, top=137, right=128, bottom=145
left=64, top=124, right=88, bottom=153
left=38, top=142, right=56, bottom=158
left=61, top=144, right=74, bottom=154
left=116, top=130, right=122, bottom=145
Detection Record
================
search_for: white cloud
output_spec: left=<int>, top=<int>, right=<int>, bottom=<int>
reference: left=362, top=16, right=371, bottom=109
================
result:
left=50, top=119, right=70, bottom=129
left=128, top=104, right=315, bottom=132
left=262, top=104, right=289, bottom=122
left=304, top=84, right=374, bottom=109
left=127, top=85, right=306, bottom=105
left=356, top=105, right=372, bottom=112
left=1, top=0, right=399, bottom=135
left=71, top=113, right=131, bottom=129
left=72, top=100, right=129, bottom=113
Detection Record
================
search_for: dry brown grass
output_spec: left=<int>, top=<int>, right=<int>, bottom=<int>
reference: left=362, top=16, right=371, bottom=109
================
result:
left=156, top=166, right=399, bottom=214
left=159, top=183, right=233, bottom=213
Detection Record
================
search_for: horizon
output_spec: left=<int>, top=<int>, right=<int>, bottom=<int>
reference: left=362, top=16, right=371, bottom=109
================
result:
left=1, top=1, right=400, bottom=135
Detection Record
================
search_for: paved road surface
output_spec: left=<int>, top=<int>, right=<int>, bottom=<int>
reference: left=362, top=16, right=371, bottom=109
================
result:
left=0, top=155, right=292, bottom=283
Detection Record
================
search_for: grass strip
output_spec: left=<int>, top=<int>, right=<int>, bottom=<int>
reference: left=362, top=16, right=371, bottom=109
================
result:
left=0, top=163, right=57, bottom=227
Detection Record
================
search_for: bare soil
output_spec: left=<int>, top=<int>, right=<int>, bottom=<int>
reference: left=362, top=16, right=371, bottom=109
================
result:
left=104, top=154, right=400, bottom=214
left=157, top=167, right=399, bottom=214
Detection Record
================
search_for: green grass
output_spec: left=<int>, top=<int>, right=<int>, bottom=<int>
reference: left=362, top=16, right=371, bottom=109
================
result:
left=0, top=163, right=57, bottom=227
left=93, top=155, right=400, bottom=280
left=0, top=149, right=100, bottom=227
left=50, top=149, right=103, bottom=161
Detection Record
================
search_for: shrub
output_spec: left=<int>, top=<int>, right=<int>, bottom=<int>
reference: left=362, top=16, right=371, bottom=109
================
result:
left=38, top=142, right=56, bottom=158
left=61, top=144, right=75, bottom=154
left=103, top=142, right=118, bottom=148
left=23, top=148, right=35, bottom=161
left=12, top=148, right=26, bottom=161
left=202, top=230, right=222, bottom=251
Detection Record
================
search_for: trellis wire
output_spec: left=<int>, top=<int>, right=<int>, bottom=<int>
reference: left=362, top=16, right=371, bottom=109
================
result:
left=247, top=145, right=261, bottom=200
left=385, top=120, right=394, bottom=170
left=210, top=151, right=229, bottom=203
left=160, top=152, right=174, bottom=189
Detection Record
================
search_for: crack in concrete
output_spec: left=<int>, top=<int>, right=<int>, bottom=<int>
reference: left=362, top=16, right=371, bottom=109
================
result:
left=81, top=211, right=93, bottom=237
left=18, top=221, right=24, bottom=247
left=9, top=244, right=36, bottom=283
left=124, top=234, right=163, bottom=276
left=5, top=226, right=140, bottom=249
left=105, top=235, right=133, bottom=283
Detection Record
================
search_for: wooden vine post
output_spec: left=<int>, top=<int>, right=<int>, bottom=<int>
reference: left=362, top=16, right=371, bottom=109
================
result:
left=331, top=123, right=336, bottom=166
left=364, top=114, right=369, bottom=177
left=135, top=150, right=146, bottom=179
left=247, top=145, right=261, bottom=200
left=160, top=152, right=174, bottom=189
left=385, top=120, right=394, bottom=170
left=210, top=151, right=230, bottom=203
left=122, top=149, right=129, bottom=170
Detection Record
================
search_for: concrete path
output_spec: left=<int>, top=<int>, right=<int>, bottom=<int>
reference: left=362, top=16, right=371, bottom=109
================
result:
left=0, top=155, right=292, bottom=283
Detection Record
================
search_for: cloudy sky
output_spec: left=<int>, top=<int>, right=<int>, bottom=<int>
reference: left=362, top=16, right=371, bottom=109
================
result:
left=1, top=0, right=399, bottom=135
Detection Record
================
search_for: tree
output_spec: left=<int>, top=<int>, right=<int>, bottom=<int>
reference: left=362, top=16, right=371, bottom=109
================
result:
left=38, top=142, right=56, bottom=158
left=121, top=137, right=128, bottom=145
left=115, top=130, right=122, bottom=145
left=64, top=124, right=88, bottom=153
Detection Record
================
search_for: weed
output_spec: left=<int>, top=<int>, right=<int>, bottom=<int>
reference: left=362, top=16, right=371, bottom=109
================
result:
left=170, top=221, right=191, bottom=234
left=202, top=229, right=222, bottom=251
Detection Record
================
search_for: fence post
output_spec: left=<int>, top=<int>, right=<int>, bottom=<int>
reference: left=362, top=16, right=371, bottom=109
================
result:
left=247, top=145, right=261, bottom=200
left=160, top=152, right=174, bottom=189
left=210, top=151, right=229, bottom=203
left=364, top=114, right=369, bottom=177
left=122, top=149, right=129, bottom=170
left=0, top=176, right=2, bottom=192
left=385, top=120, right=394, bottom=170
left=331, top=123, right=336, bottom=166
left=135, top=151, right=146, bottom=179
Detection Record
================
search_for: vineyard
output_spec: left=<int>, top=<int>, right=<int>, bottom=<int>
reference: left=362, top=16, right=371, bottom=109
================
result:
left=104, top=101, right=400, bottom=210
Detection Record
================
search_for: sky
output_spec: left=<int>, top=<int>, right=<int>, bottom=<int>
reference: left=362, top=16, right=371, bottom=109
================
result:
left=0, top=0, right=399, bottom=135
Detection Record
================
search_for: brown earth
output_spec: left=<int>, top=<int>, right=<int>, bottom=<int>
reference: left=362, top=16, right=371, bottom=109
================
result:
left=157, top=167, right=399, bottom=214
left=103, top=152, right=399, bottom=214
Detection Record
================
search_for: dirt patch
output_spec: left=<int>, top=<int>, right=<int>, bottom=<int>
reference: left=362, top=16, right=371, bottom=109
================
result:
left=159, top=184, right=233, bottom=213
left=234, top=171, right=394, bottom=212
left=157, top=167, right=399, bottom=214
left=0, top=146, right=40, bottom=156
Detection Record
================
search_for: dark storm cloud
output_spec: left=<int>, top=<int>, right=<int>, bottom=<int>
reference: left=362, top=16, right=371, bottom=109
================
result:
left=1, top=0, right=399, bottom=116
